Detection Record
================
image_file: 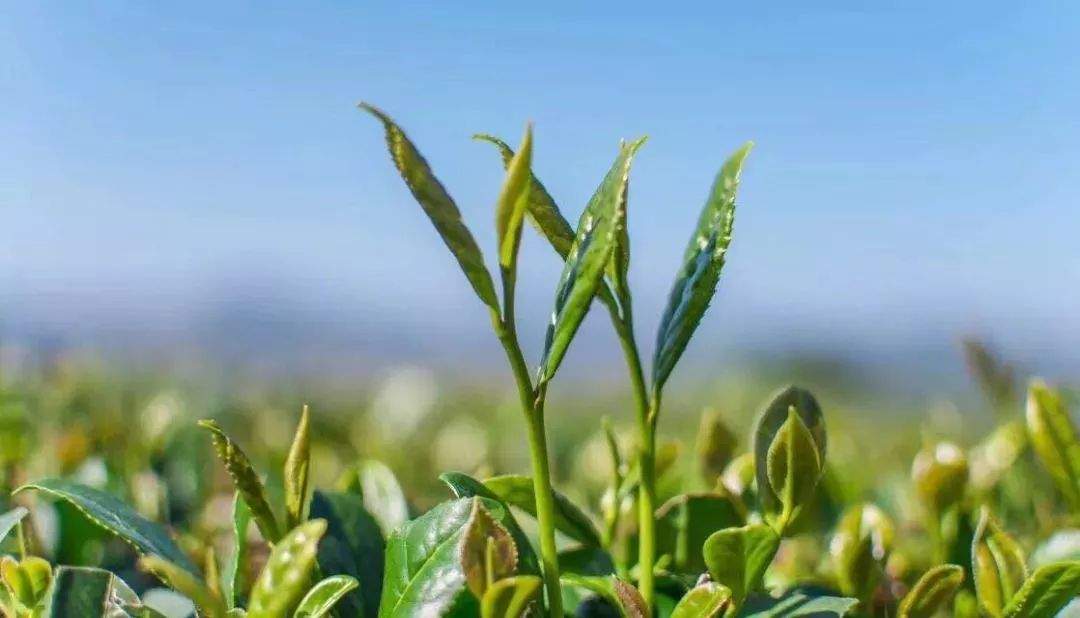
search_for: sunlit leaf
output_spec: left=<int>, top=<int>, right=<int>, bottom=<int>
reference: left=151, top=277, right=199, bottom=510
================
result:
left=247, top=519, right=327, bottom=618
left=494, top=125, right=533, bottom=268
left=752, top=387, right=827, bottom=530
left=898, top=564, right=965, bottom=618
left=829, top=503, right=895, bottom=602
left=973, top=507, right=1028, bottom=617
left=1002, top=561, right=1080, bottom=618
left=198, top=420, right=281, bottom=544
left=294, top=575, right=360, bottom=618
left=140, top=554, right=226, bottom=618
left=484, top=474, right=602, bottom=547
left=1026, top=380, right=1080, bottom=510
left=439, top=472, right=540, bottom=576
left=461, top=499, right=518, bottom=598
left=284, top=405, right=311, bottom=531
left=0, top=507, right=28, bottom=546
left=224, top=492, right=251, bottom=609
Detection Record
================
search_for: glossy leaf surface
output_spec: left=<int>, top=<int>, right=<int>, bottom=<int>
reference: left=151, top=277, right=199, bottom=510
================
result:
left=484, top=474, right=602, bottom=547
left=247, top=519, right=327, bottom=618
left=294, top=575, right=360, bottom=618
left=703, top=524, right=780, bottom=605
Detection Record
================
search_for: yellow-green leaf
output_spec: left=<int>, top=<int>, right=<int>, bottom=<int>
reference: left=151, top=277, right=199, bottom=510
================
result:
left=898, top=564, right=965, bottom=618
left=702, top=524, right=780, bottom=607
left=461, top=500, right=518, bottom=598
left=1026, top=380, right=1080, bottom=510
left=830, top=503, right=895, bottom=602
left=480, top=575, right=541, bottom=618
left=284, top=405, right=311, bottom=530
left=1002, top=560, right=1080, bottom=618
left=247, top=519, right=327, bottom=618
left=140, top=554, right=227, bottom=618
left=670, top=582, right=731, bottom=618
left=198, top=420, right=281, bottom=543
left=294, top=575, right=360, bottom=618
left=495, top=125, right=533, bottom=268
left=973, top=507, right=1028, bottom=617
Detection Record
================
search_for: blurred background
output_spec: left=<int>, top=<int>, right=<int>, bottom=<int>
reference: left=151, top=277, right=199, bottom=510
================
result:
left=2, top=2, right=1079, bottom=473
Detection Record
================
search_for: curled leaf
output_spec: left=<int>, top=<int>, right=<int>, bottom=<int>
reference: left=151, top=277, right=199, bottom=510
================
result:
left=1026, top=380, right=1080, bottom=510
left=911, top=442, right=969, bottom=515
left=481, top=575, right=541, bottom=618
left=484, top=474, right=602, bottom=547
left=140, top=554, right=226, bottom=618
left=898, top=564, right=965, bottom=618
left=702, top=524, right=780, bottom=607
left=1002, top=560, right=1080, bottom=618
left=752, top=387, right=827, bottom=530
left=670, top=582, right=731, bottom=618
left=294, top=575, right=360, bottom=618
left=973, top=507, right=1028, bottom=617
left=284, top=405, right=312, bottom=530
left=495, top=124, right=533, bottom=268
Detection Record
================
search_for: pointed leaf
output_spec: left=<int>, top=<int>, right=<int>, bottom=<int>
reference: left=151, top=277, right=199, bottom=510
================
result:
left=360, top=103, right=499, bottom=311
left=495, top=125, right=533, bottom=268
left=224, top=492, right=251, bottom=609
left=310, top=490, right=385, bottom=618
left=481, top=575, right=541, bottom=618
left=0, top=507, right=28, bottom=545
left=613, top=579, right=649, bottom=618
left=752, top=387, right=827, bottom=529
left=140, top=554, right=226, bottom=618
left=973, top=507, right=1028, bottom=617
left=47, top=566, right=113, bottom=618
left=670, top=582, right=731, bottom=618
left=461, top=500, right=518, bottom=598
left=1026, top=380, right=1080, bottom=510
left=247, top=519, right=327, bottom=618
left=898, top=564, right=965, bottom=618
left=703, top=524, right=780, bottom=606
left=354, top=459, right=410, bottom=538
left=537, top=138, right=646, bottom=384
left=284, top=405, right=311, bottom=531
left=484, top=474, right=602, bottom=546
left=652, top=143, right=752, bottom=391
left=294, top=575, right=360, bottom=618
left=198, top=420, right=281, bottom=543
left=1002, top=561, right=1080, bottom=618
left=740, top=593, right=859, bottom=617
left=829, top=503, right=895, bottom=602
left=16, top=479, right=197, bottom=575
left=440, top=472, right=541, bottom=576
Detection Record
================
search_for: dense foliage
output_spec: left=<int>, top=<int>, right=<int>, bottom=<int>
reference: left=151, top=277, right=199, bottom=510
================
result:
left=0, top=108, right=1078, bottom=617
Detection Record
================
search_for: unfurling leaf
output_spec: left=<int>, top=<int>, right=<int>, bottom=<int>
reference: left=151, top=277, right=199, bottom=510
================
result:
left=224, top=492, right=252, bottom=609
left=15, top=478, right=198, bottom=574
left=461, top=500, right=518, bottom=598
left=1002, top=560, right=1080, bottom=618
left=752, top=387, right=827, bottom=531
left=652, top=142, right=752, bottom=391
left=247, top=519, right=327, bottom=618
left=481, top=575, right=541, bottom=618
left=829, top=503, right=895, bottom=602
left=973, top=507, right=1028, bottom=617
left=484, top=474, right=602, bottom=547
left=911, top=442, right=969, bottom=515
left=537, top=137, right=646, bottom=384
left=284, top=405, right=311, bottom=531
left=1, top=555, right=51, bottom=610
left=310, top=490, right=385, bottom=618
left=898, top=564, right=965, bottom=618
left=702, top=524, right=780, bottom=607
left=294, top=575, right=360, bottom=618
left=352, top=459, right=410, bottom=538
left=439, top=472, right=541, bottom=576
left=1026, top=380, right=1080, bottom=510
left=670, top=582, right=731, bottom=618
left=740, top=592, right=859, bottom=617
left=198, top=420, right=281, bottom=543
left=360, top=103, right=499, bottom=312
left=140, top=554, right=227, bottom=618
left=495, top=124, right=533, bottom=268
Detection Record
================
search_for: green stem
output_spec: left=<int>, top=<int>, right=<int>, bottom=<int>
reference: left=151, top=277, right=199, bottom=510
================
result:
left=494, top=268, right=563, bottom=617
left=605, top=294, right=657, bottom=610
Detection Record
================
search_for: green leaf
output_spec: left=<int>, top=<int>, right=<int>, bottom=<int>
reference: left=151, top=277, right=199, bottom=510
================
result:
left=652, top=142, right=752, bottom=391
left=354, top=459, right=410, bottom=538
left=46, top=566, right=113, bottom=618
left=198, top=420, right=281, bottom=543
left=655, top=493, right=745, bottom=573
left=671, top=582, right=732, bottom=618
left=558, top=546, right=616, bottom=576
left=0, top=506, right=28, bottom=545
left=378, top=498, right=476, bottom=618
left=284, top=405, right=311, bottom=531
left=310, top=490, right=385, bottom=618
left=739, top=593, right=859, bottom=617
left=293, top=575, right=360, bottom=618
left=898, top=564, right=965, bottom=618
left=973, top=507, right=1028, bottom=617
left=1002, top=561, right=1080, bottom=618
left=613, top=579, right=648, bottom=618
left=561, top=575, right=647, bottom=618
left=2, top=556, right=51, bottom=609
left=697, top=411, right=739, bottom=486
left=359, top=103, right=499, bottom=312
left=1025, top=380, right=1080, bottom=510
left=751, top=387, right=827, bottom=530
left=481, top=575, right=541, bottom=618
left=911, top=442, right=969, bottom=514
left=537, top=137, right=646, bottom=384
left=140, top=554, right=227, bottom=618
left=224, top=492, right=252, bottom=609
left=247, top=519, right=327, bottom=618
left=484, top=474, right=602, bottom=547
left=16, top=478, right=198, bottom=575
left=829, top=503, right=895, bottom=602
left=495, top=124, right=533, bottom=268
left=703, top=524, right=780, bottom=606
left=461, top=499, right=518, bottom=598
left=439, top=472, right=540, bottom=577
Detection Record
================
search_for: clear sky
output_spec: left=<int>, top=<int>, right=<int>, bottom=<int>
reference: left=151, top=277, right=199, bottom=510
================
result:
left=3, top=2, right=1079, bottom=373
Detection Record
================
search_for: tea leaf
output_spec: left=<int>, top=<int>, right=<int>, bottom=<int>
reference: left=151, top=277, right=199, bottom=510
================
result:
left=1026, top=380, right=1080, bottom=510
left=1002, top=560, right=1080, bottom=618
left=481, top=575, right=541, bottom=618
left=224, top=492, right=252, bottom=609
left=740, top=593, right=859, bottom=617
left=379, top=498, right=476, bottom=618
left=47, top=566, right=113, bottom=618
left=16, top=478, right=198, bottom=575
left=961, top=338, right=1017, bottom=411
left=0, top=507, right=28, bottom=546
left=670, top=582, right=731, bottom=618
left=830, top=503, right=895, bottom=602
left=360, top=103, right=499, bottom=312
left=484, top=474, right=602, bottom=547
left=198, top=420, right=281, bottom=544
left=284, top=405, right=311, bottom=531
left=655, top=493, right=744, bottom=573
left=354, top=459, right=410, bottom=538
left=537, top=138, right=646, bottom=384
left=613, top=578, right=649, bottom=618
left=247, top=519, right=327, bottom=618
left=752, top=387, right=827, bottom=529
left=461, top=500, right=518, bottom=598
left=140, top=554, right=227, bottom=618
left=495, top=125, right=533, bottom=268
left=310, top=490, right=385, bottom=618
left=973, top=507, right=1028, bottom=617
left=439, top=472, right=541, bottom=576
left=294, top=575, right=360, bottom=618
left=558, top=546, right=616, bottom=577
left=898, top=564, right=965, bottom=618
left=702, top=524, right=780, bottom=606
left=697, top=411, right=738, bottom=486
left=911, top=442, right=970, bottom=514
left=561, top=575, right=647, bottom=618
left=652, top=142, right=752, bottom=391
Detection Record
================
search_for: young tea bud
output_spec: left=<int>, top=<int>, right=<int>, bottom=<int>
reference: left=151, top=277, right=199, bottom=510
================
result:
left=829, top=503, right=895, bottom=602
left=753, top=386, right=828, bottom=533
left=911, top=442, right=969, bottom=514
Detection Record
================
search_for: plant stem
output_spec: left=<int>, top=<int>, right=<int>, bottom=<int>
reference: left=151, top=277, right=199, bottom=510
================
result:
left=494, top=269, right=563, bottom=617
left=605, top=293, right=657, bottom=610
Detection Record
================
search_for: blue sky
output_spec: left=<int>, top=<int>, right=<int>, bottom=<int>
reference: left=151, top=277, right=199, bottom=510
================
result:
left=3, top=2, right=1079, bottom=372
